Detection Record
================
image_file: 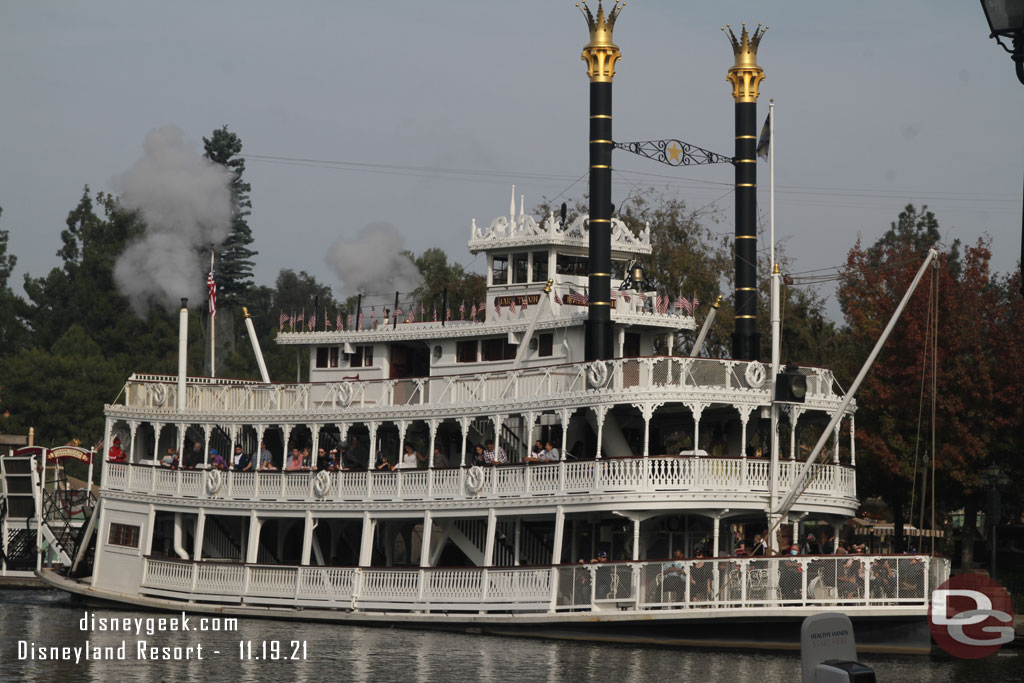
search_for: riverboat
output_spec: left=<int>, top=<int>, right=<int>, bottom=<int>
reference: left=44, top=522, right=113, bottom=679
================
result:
left=36, top=3, right=947, bottom=654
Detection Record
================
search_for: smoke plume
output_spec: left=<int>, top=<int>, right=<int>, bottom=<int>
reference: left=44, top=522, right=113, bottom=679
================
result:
left=326, top=222, right=423, bottom=296
left=112, top=125, right=233, bottom=314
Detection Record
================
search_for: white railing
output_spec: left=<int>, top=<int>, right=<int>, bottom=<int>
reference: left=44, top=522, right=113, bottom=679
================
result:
left=104, top=456, right=857, bottom=506
left=139, top=555, right=944, bottom=615
left=117, top=357, right=842, bottom=416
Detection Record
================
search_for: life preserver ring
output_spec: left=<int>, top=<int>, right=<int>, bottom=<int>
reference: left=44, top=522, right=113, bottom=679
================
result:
left=465, top=466, right=486, bottom=495
left=586, top=361, right=609, bottom=389
left=204, top=470, right=224, bottom=496
left=151, top=384, right=167, bottom=407
left=744, top=361, right=767, bottom=389
left=336, top=382, right=354, bottom=408
left=313, top=470, right=332, bottom=498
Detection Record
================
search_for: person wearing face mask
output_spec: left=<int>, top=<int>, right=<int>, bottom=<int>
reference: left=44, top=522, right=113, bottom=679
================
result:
left=781, top=544, right=803, bottom=602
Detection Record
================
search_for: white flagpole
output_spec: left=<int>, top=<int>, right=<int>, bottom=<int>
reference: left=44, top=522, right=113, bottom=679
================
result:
left=209, top=245, right=216, bottom=378
left=767, top=99, right=783, bottom=553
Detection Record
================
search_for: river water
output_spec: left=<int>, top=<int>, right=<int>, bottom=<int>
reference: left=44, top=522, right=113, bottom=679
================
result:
left=0, top=589, right=1019, bottom=682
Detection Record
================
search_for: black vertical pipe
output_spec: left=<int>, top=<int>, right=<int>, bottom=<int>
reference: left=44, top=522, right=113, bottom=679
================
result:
left=585, top=81, right=614, bottom=361
left=393, top=291, right=399, bottom=330
left=355, top=293, right=362, bottom=331
left=441, top=287, right=448, bottom=327
left=733, top=101, right=760, bottom=360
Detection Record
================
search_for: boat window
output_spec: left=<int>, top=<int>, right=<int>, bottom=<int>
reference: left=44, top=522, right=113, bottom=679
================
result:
left=456, top=340, right=478, bottom=363
left=316, top=346, right=340, bottom=368
left=556, top=253, right=588, bottom=276
left=108, top=522, right=140, bottom=548
left=492, top=254, right=508, bottom=285
left=623, top=333, right=641, bottom=358
left=512, top=252, right=529, bottom=283
left=351, top=345, right=374, bottom=368
left=537, top=333, right=553, bottom=357
left=481, top=338, right=516, bottom=362
left=532, top=251, right=548, bottom=282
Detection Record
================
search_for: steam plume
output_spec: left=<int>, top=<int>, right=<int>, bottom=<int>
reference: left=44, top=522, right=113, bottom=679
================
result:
left=112, top=125, right=233, bottom=314
left=326, top=222, right=423, bottom=296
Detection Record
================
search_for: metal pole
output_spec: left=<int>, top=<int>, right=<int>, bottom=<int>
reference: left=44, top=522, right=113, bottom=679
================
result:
left=243, top=307, right=271, bottom=383
left=393, top=291, right=399, bottom=330
left=767, top=100, right=781, bottom=553
left=776, top=248, right=939, bottom=517
left=209, top=246, right=216, bottom=378
left=580, top=1, right=623, bottom=361
left=690, top=295, right=722, bottom=356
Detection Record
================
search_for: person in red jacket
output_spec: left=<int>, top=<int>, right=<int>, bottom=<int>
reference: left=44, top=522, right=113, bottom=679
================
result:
left=108, top=437, right=127, bottom=463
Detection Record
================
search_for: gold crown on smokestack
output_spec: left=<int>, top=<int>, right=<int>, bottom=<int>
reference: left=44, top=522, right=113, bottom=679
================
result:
left=579, top=1, right=624, bottom=82
left=723, top=23, right=767, bottom=103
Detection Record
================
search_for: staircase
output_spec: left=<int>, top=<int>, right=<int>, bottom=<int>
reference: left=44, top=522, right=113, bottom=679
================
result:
left=468, top=417, right=529, bottom=463
left=445, top=518, right=551, bottom=567
left=203, top=516, right=244, bottom=561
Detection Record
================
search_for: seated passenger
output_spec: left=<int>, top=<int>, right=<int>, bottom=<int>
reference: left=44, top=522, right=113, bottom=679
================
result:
left=662, top=549, right=687, bottom=600
left=233, top=444, right=253, bottom=471
left=285, top=447, right=304, bottom=471
left=160, top=447, right=178, bottom=469
left=258, top=441, right=277, bottom=471
left=108, top=437, right=127, bottom=463
left=483, top=440, right=507, bottom=465
left=431, top=446, right=450, bottom=469
left=374, top=451, right=394, bottom=471
left=541, top=441, right=560, bottom=462
left=209, top=448, right=227, bottom=470
left=395, top=443, right=419, bottom=470
left=315, top=447, right=330, bottom=471
left=471, top=444, right=486, bottom=466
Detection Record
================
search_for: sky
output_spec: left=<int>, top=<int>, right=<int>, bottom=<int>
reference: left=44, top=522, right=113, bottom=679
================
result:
left=2, top=0, right=1021, bottom=321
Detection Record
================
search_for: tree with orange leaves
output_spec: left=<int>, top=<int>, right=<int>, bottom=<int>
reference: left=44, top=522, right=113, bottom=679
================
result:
left=837, top=205, right=1011, bottom=560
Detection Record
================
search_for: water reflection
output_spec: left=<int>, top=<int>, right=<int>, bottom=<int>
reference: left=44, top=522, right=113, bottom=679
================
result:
left=0, top=590, right=1018, bottom=682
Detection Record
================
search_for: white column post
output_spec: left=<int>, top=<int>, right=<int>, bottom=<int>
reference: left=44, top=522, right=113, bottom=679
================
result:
left=128, top=421, right=139, bottom=463
left=194, top=509, right=206, bottom=561
left=419, top=511, right=433, bottom=568
left=833, top=416, right=841, bottom=464
left=712, top=515, right=721, bottom=558
left=427, top=419, right=438, bottom=468
left=551, top=506, right=565, bottom=565
left=202, top=424, right=212, bottom=469
left=245, top=511, right=261, bottom=563
left=849, top=415, right=856, bottom=466
left=311, top=424, right=321, bottom=466
left=300, top=510, right=314, bottom=566
left=483, top=509, right=498, bottom=567
left=513, top=516, right=522, bottom=567
left=593, top=406, right=606, bottom=460
left=632, top=518, right=640, bottom=561
left=458, top=417, right=471, bottom=467
left=358, top=511, right=375, bottom=566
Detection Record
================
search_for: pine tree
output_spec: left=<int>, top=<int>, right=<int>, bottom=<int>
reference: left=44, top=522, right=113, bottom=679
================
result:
left=203, top=125, right=256, bottom=304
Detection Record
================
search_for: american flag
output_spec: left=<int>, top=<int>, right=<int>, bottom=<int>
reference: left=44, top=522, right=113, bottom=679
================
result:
left=459, top=301, right=466, bottom=320
left=623, top=293, right=631, bottom=303
left=406, top=310, right=414, bottom=323
left=509, top=300, right=516, bottom=313
left=337, top=312, right=343, bottom=330
left=346, top=314, right=352, bottom=330
left=470, top=304, right=477, bottom=318
left=324, top=308, right=332, bottom=329
left=693, top=296, right=700, bottom=311
left=658, top=295, right=669, bottom=314
left=446, top=307, right=451, bottom=321
left=394, top=306, right=402, bottom=319
left=279, top=311, right=288, bottom=332
left=678, top=296, right=693, bottom=315
left=582, top=290, right=590, bottom=305
left=297, top=310, right=304, bottom=324
left=309, top=312, right=316, bottom=330
left=371, top=305, right=376, bottom=321
left=554, top=291, right=562, bottom=304
left=358, top=310, right=364, bottom=327
left=495, top=301, right=502, bottom=315
left=433, top=308, right=438, bottom=322
left=290, top=312, right=296, bottom=330
left=207, top=271, right=217, bottom=318
left=521, top=298, right=528, bottom=312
